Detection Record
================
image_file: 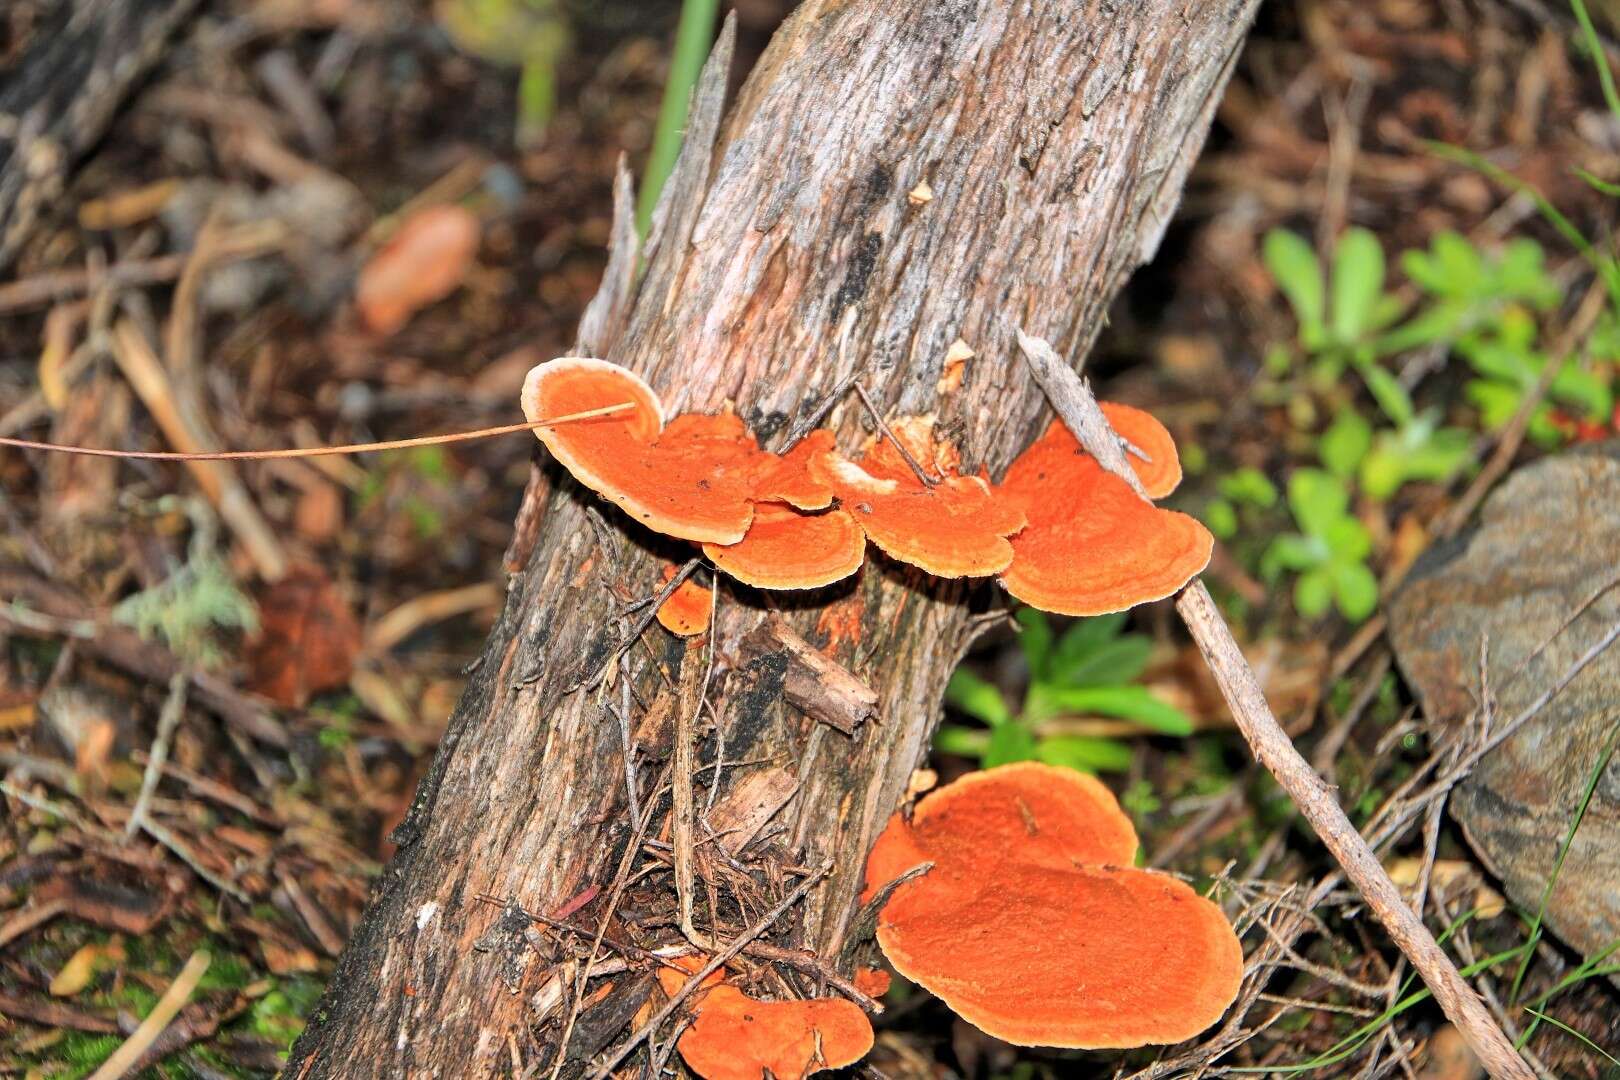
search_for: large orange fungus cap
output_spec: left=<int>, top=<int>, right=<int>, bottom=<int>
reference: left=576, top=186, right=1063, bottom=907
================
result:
left=997, top=410, right=1211, bottom=616
left=669, top=973, right=874, bottom=1080
left=811, top=421, right=1025, bottom=578
left=862, top=762, right=1243, bottom=1049
left=702, top=503, right=865, bottom=590
left=521, top=359, right=762, bottom=544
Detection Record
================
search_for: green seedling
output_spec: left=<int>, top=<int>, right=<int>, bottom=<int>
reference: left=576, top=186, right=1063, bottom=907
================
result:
left=1378, top=232, right=1560, bottom=354
left=938, top=608, right=1194, bottom=774
left=439, top=0, right=570, bottom=148
left=1263, top=227, right=1403, bottom=383
left=1262, top=469, right=1378, bottom=622
left=1458, top=305, right=1613, bottom=447
left=1202, top=466, right=1278, bottom=541
left=113, top=498, right=258, bottom=668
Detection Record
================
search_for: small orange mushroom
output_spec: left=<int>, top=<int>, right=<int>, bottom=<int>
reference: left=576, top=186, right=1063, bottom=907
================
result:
left=862, top=763, right=1243, bottom=1050
left=655, top=953, right=725, bottom=1000
left=702, top=503, right=865, bottom=590
left=998, top=411, right=1211, bottom=616
left=655, top=567, right=714, bottom=637
left=521, top=359, right=762, bottom=544
left=811, top=420, right=1025, bottom=578
left=852, top=966, right=891, bottom=999
left=675, top=984, right=874, bottom=1080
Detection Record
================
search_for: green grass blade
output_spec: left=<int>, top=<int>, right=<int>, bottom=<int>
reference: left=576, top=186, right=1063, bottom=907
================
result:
left=636, top=0, right=722, bottom=236
left=1522, top=1007, right=1620, bottom=1066
left=1571, top=0, right=1620, bottom=126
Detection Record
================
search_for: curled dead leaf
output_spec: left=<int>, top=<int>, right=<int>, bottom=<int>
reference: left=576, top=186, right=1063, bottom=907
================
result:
left=245, top=566, right=362, bottom=708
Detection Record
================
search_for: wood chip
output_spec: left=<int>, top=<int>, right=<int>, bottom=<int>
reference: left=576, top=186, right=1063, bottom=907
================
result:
left=737, top=615, right=878, bottom=736
left=705, top=767, right=799, bottom=855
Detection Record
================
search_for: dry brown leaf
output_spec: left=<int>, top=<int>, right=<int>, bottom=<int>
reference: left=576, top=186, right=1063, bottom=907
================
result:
left=0, top=699, right=35, bottom=731
left=293, top=483, right=344, bottom=542
left=355, top=204, right=480, bottom=335
left=245, top=566, right=362, bottom=708
left=49, top=937, right=123, bottom=996
left=261, top=937, right=321, bottom=975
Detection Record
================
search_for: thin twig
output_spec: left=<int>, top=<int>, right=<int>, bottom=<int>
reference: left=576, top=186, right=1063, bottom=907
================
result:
left=1014, top=327, right=1533, bottom=1080
left=587, top=862, right=833, bottom=1080
left=546, top=762, right=668, bottom=1080
left=125, top=672, right=189, bottom=840
left=141, top=818, right=249, bottom=903
left=86, top=949, right=211, bottom=1080
left=610, top=676, right=641, bottom=828
left=673, top=637, right=706, bottom=947
left=774, top=374, right=941, bottom=486
left=700, top=578, right=724, bottom=814
left=580, top=559, right=701, bottom=691
left=0, top=403, right=634, bottom=460
left=848, top=383, right=940, bottom=486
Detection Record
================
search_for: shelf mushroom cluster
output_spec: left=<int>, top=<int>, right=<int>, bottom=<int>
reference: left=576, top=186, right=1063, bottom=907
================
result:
left=862, top=762, right=1244, bottom=1048
left=521, top=357, right=1214, bottom=625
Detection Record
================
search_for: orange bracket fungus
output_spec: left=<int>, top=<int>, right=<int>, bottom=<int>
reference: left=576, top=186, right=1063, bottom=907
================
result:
left=998, top=406, right=1212, bottom=616
left=810, top=419, right=1026, bottom=578
left=862, top=762, right=1243, bottom=1049
left=751, top=429, right=838, bottom=510
left=655, top=566, right=714, bottom=637
left=656, top=955, right=874, bottom=1080
left=523, top=357, right=1208, bottom=620
left=702, top=502, right=865, bottom=590
left=521, top=358, right=761, bottom=544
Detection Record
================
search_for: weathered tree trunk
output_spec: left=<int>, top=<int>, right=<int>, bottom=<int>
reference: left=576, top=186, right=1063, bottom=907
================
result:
left=288, top=1, right=1260, bottom=1074
left=0, top=0, right=202, bottom=272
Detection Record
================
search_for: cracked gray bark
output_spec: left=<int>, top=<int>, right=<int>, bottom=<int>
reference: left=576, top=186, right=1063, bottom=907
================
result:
left=286, top=1, right=1262, bottom=1074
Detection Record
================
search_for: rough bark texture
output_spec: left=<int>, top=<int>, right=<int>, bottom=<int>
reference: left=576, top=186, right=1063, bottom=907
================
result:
left=287, top=1, right=1261, bottom=1074
left=0, top=0, right=202, bottom=272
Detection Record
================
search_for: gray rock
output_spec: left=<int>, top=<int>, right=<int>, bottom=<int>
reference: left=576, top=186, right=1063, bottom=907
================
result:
left=1388, top=446, right=1620, bottom=976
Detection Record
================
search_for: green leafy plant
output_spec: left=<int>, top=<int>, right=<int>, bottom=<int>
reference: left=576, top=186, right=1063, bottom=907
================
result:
left=938, top=608, right=1193, bottom=773
left=1384, top=232, right=1559, bottom=352
left=1261, top=469, right=1378, bottom=622
left=1202, top=466, right=1278, bottom=541
left=1263, top=227, right=1403, bottom=382
left=1457, top=305, right=1613, bottom=446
